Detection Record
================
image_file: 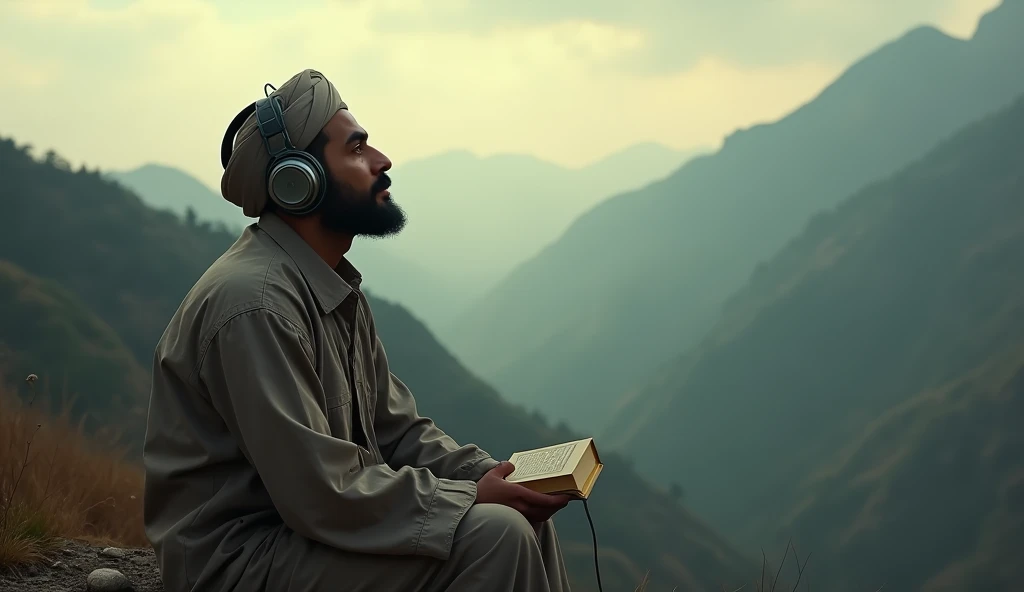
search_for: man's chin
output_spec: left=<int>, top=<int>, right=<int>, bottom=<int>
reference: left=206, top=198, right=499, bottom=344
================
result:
left=318, top=197, right=406, bottom=237
left=336, top=217, right=407, bottom=239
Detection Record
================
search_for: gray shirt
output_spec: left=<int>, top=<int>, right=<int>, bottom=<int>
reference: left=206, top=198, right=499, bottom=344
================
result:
left=142, top=212, right=499, bottom=591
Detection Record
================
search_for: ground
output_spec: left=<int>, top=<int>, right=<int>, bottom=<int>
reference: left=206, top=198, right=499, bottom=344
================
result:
left=0, top=539, right=162, bottom=592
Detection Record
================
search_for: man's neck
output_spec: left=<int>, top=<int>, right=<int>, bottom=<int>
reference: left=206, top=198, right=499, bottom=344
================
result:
left=278, top=214, right=353, bottom=269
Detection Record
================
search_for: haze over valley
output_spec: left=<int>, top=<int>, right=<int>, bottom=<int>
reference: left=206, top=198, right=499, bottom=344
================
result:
left=2, top=1, right=1021, bottom=591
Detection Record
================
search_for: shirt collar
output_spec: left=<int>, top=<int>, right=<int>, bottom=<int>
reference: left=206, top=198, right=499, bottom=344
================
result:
left=256, top=212, right=362, bottom=314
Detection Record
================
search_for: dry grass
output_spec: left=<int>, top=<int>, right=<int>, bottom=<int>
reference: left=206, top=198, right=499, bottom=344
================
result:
left=1, top=370, right=823, bottom=592
left=0, top=373, right=146, bottom=570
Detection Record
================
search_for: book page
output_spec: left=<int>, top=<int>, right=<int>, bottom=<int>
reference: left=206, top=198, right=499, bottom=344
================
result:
left=509, top=441, right=579, bottom=480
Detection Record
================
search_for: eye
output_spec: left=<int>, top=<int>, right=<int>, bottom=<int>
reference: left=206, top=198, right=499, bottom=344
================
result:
left=353, top=142, right=364, bottom=154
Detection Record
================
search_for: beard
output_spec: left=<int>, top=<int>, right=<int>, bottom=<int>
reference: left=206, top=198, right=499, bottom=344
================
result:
left=317, top=172, right=406, bottom=238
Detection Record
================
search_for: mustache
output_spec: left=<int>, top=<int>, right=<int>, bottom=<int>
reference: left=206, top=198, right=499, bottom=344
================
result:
left=371, top=173, right=392, bottom=195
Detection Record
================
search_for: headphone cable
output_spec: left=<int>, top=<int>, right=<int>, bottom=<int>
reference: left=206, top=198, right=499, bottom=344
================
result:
left=583, top=499, right=604, bottom=592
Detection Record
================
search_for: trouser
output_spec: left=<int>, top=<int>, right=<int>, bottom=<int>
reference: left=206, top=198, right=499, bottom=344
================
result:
left=261, top=503, right=572, bottom=591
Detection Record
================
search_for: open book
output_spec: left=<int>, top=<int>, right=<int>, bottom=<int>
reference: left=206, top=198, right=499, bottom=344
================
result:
left=506, top=437, right=603, bottom=499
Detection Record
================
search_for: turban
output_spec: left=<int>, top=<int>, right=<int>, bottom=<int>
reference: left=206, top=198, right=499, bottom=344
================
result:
left=221, top=68, right=348, bottom=217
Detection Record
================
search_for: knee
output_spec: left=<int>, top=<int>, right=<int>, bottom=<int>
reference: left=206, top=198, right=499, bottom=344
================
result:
left=458, top=503, right=537, bottom=549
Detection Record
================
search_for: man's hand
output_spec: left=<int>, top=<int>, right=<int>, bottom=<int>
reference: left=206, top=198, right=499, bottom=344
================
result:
left=475, top=461, right=572, bottom=523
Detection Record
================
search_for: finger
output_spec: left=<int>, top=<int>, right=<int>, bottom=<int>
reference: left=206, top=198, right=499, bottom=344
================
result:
left=510, top=501, right=538, bottom=523
left=521, top=507, right=548, bottom=524
left=511, top=499, right=552, bottom=524
left=517, top=487, right=571, bottom=507
left=519, top=498, right=571, bottom=524
left=535, top=500, right=568, bottom=519
left=490, top=461, right=516, bottom=479
left=541, top=493, right=572, bottom=506
left=531, top=507, right=560, bottom=523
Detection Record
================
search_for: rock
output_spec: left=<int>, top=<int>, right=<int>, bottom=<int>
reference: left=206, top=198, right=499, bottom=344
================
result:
left=100, top=547, right=127, bottom=558
left=87, top=567, right=134, bottom=592
left=0, top=538, right=163, bottom=592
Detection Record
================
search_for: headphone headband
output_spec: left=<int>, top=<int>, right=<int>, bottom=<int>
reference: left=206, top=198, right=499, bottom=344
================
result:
left=254, top=96, right=295, bottom=159
left=220, top=100, right=256, bottom=170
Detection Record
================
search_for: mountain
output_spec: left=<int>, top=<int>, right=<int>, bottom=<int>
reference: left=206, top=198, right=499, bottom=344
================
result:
left=0, top=135, right=753, bottom=592
left=441, top=0, right=1024, bottom=434
left=607, top=89, right=1024, bottom=591
left=106, top=163, right=250, bottom=234
left=367, top=291, right=753, bottom=591
left=1, top=143, right=241, bottom=366
left=344, top=242, right=470, bottom=329
left=379, top=142, right=703, bottom=290
left=0, top=259, right=149, bottom=445
left=109, top=143, right=701, bottom=330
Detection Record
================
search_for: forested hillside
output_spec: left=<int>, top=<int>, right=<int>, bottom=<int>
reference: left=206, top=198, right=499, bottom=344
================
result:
left=0, top=260, right=148, bottom=445
left=609, top=90, right=1024, bottom=592
left=0, top=140, right=239, bottom=365
left=0, top=135, right=753, bottom=592
left=442, top=0, right=1024, bottom=435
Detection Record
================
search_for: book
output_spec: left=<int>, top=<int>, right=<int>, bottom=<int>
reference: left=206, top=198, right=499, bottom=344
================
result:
left=505, top=437, right=604, bottom=499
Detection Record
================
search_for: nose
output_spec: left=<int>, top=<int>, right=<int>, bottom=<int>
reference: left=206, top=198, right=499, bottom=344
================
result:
left=374, top=149, right=392, bottom=175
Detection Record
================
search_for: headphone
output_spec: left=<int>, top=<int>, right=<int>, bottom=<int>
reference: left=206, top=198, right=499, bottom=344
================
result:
left=220, top=83, right=326, bottom=215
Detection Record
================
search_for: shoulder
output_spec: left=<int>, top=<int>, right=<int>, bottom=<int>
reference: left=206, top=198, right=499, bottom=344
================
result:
left=156, top=229, right=317, bottom=363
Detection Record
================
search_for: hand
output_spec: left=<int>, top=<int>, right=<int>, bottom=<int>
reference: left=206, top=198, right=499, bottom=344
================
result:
left=475, top=461, right=573, bottom=523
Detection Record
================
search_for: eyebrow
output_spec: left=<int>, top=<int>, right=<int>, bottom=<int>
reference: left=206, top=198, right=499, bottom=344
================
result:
left=346, top=130, right=368, bottom=145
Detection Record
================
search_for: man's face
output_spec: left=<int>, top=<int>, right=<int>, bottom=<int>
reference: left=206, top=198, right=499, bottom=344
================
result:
left=313, top=110, right=406, bottom=237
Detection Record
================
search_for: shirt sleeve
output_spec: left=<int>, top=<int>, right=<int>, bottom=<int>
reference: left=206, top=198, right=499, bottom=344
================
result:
left=199, top=307, right=477, bottom=560
left=369, top=331, right=501, bottom=483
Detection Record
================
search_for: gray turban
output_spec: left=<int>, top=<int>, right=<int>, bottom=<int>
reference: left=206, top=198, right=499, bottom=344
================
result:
left=221, top=68, right=348, bottom=217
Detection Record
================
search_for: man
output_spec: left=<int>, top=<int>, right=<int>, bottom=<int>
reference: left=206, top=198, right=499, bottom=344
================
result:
left=142, top=68, right=573, bottom=592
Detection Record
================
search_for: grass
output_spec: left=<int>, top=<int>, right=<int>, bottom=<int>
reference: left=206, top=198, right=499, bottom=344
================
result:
left=0, top=373, right=146, bottom=571
left=1, top=370, right=823, bottom=591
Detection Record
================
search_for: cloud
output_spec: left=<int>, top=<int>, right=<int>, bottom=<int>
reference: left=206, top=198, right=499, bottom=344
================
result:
left=362, top=0, right=1002, bottom=73
left=0, top=0, right=1001, bottom=191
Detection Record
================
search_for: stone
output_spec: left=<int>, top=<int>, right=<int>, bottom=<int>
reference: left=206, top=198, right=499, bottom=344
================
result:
left=100, top=547, right=127, bottom=558
left=87, top=568, right=134, bottom=592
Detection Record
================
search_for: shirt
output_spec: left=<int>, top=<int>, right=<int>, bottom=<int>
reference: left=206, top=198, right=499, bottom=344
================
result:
left=142, top=212, right=500, bottom=592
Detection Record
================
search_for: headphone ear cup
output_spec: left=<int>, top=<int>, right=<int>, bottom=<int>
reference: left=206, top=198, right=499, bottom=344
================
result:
left=251, top=94, right=326, bottom=216
left=266, top=150, right=326, bottom=216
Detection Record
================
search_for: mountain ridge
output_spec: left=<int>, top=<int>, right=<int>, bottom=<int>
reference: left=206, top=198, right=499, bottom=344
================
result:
left=442, top=0, right=1024, bottom=434
left=607, top=90, right=1024, bottom=591
left=0, top=133, right=755, bottom=592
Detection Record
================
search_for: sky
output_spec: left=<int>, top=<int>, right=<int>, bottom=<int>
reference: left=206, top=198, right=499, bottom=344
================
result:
left=0, top=0, right=1002, bottom=192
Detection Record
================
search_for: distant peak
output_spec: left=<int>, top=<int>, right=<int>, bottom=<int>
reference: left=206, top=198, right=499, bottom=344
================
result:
left=122, top=162, right=182, bottom=174
left=973, top=0, right=1024, bottom=42
left=402, top=148, right=547, bottom=168
left=582, top=142, right=694, bottom=169
left=901, top=23, right=947, bottom=40
left=114, top=162, right=205, bottom=182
